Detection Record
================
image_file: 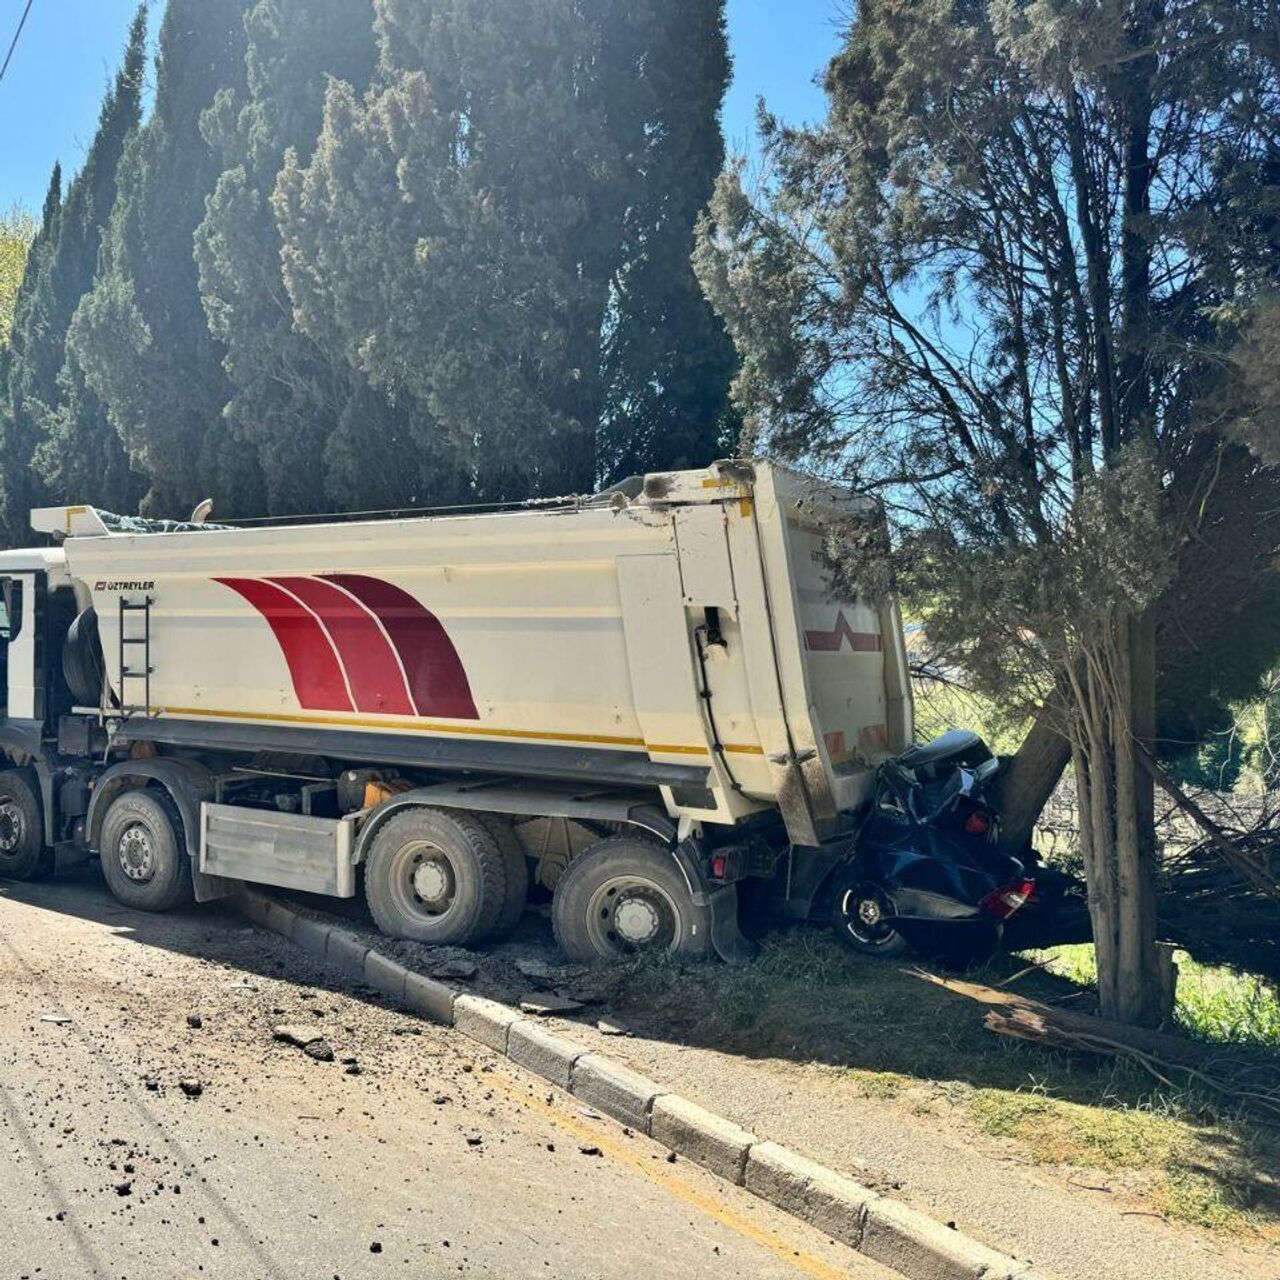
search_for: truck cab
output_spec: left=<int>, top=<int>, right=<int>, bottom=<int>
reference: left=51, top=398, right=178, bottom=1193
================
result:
left=0, top=547, right=95, bottom=878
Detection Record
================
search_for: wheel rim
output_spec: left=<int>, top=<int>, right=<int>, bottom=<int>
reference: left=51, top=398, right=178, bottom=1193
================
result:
left=585, top=875, right=681, bottom=956
left=118, top=822, right=157, bottom=883
left=839, top=882, right=900, bottom=948
left=0, top=800, right=24, bottom=855
left=387, top=839, right=459, bottom=923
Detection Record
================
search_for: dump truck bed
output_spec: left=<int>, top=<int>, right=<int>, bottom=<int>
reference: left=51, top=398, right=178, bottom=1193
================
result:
left=35, top=461, right=912, bottom=843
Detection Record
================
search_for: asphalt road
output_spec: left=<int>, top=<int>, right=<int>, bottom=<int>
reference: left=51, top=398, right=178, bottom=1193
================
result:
left=0, top=870, right=893, bottom=1280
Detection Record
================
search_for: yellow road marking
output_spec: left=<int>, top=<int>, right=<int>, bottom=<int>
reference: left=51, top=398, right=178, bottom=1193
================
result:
left=155, top=705, right=765, bottom=758
left=490, top=1074, right=854, bottom=1280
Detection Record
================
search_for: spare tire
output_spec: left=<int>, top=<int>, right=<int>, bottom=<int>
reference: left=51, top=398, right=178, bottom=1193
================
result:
left=63, top=607, right=105, bottom=705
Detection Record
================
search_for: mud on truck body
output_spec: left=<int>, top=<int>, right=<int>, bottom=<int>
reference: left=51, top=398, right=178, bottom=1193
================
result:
left=0, top=460, right=914, bottom=962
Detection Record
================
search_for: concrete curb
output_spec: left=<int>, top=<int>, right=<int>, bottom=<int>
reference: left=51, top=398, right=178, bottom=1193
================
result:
left=235, top=889, right=1045, bottom=1280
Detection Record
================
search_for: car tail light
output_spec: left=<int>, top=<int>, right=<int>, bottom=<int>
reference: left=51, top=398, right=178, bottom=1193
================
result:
left=981, top=877, right=1036, bottom=919
left=964, top=810, right=991, bottom=836
left=711, top=853, right=729, bottom=880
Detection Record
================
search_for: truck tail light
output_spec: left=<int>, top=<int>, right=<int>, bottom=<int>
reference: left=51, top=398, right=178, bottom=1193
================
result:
left=964, top=810, right=990, bottom=835
left=710, top=853, right=729, bottom=880
left=980, top=877, right=1035, bottom=920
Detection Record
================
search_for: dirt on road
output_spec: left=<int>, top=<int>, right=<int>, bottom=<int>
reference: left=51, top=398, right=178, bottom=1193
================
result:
left=0, top=869, right=895, bottom=1280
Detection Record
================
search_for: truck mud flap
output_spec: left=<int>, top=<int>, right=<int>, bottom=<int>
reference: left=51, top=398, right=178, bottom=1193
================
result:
left=706, top=883, right=756, bottom=965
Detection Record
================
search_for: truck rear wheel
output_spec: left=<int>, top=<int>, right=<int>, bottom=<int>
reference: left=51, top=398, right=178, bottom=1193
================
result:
left=0, top=768, right=51, bottom=881
left=99, top=789, right=194, bottom=912
left=551, top=835, right=711, bottom=964
left=364, top=808, right=507, bottom=945
left=474, top=814, right=529, bottom=939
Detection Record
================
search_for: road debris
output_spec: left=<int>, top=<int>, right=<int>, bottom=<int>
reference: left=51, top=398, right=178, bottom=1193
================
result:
left=514, top=958, right=589, bottom=986
left=519, top=992, right=584, bottom=1016
left=272, top=1024, right=325, bottom=1048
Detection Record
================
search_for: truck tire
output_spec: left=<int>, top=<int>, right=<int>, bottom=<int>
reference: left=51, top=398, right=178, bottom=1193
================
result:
left=474, top=814, right=529, bottom=939
left=551, top=835, right=712, bottom=964
left=99, top=788, right=194, bottom=912
left=0, top=768, right=52, bottom=881
left=364, top=808, right=507, bottom=945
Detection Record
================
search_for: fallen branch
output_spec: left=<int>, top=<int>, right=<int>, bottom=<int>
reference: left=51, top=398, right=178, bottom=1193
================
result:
left=912, top=970, right=1280, bottom=1123
left=1136, top=743, right=1280, bottom=900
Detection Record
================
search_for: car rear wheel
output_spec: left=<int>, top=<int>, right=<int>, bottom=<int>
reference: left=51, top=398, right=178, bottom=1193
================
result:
left=364, top=808, right=507, bottom=945
left=99, top=789, right=193, bottom=912
left=0, top=768, right=51, bottom=881
left=551, top=835, right=711, bottom=963
left=831, top=879, right=911, bottom=957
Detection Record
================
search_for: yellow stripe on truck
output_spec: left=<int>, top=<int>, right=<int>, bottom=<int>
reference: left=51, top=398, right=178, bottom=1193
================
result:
left=156, top=705, right=765, bottom=758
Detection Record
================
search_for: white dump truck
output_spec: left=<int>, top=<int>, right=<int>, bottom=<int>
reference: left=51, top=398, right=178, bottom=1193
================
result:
left=0, top=460, right=912, bottom=961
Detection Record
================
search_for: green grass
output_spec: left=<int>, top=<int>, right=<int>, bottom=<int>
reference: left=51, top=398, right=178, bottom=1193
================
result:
left=1034, top=943, right=1280, bottom=1047
left=595, top=930, right=1280, bottom=1240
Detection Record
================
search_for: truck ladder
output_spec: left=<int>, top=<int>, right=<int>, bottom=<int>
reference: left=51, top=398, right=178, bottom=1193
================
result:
left=117, top=596, right=155, bottom=718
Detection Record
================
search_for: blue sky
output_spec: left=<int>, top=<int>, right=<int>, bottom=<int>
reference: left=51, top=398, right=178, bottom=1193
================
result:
left=0, top=0, right=846, bottom=212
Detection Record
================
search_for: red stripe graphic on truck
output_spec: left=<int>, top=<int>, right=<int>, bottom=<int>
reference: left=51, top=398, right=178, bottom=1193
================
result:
left=217, top=575, right=479, bottom=720
left=214, top=577, right=354, bottom=712
left=267, top=576, right=415, bottom=716
left=804, top=610, right=882, bottom=653
left=323, top=574, right=479, bottom=720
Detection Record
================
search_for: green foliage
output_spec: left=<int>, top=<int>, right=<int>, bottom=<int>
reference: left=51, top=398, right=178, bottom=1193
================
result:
left=1038, top=944, right=1280, bottom=1050
left=0, top=205, right=36, bottom=350
left=6, top=0, right=734, bottom=526
left=194, top=0, right=388, bottom=514
left=0, top=10, right=151, bottom=539
left=0, top=164, right=61, bottom=543
left=71, top=0, right=262, bottom=519
left=1227, top=299, right=1280, bottom=467
left=595, top=0, right=740, bottom=480
left=696, top=0, right=1280, bottom=1025
left=275, top=0, right=735, bottom=500
left=24, top=6, right=148, bottom=518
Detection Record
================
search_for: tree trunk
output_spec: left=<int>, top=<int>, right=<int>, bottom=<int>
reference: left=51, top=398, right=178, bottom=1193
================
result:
left=994, top=705, right=1071, bottom=854
left=1066, top=622, right=1165, bottom=1028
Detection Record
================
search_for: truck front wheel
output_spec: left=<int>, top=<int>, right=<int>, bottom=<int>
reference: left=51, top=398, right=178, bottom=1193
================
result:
left=99, top=789, right=194, bottom=912
left=0, top=769, right=51, bottom=881
left=364, top=808, right=507, bottom=945
left=551, top=836, right=711, bottom=964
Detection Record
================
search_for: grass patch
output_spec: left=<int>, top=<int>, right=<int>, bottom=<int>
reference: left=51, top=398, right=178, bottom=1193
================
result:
left=970, top=1089, right=1280, bottom=1238
left=594, top=928, right=1280, bottom=1242
left=847, top=1068, right=911, bottom=1099
left=1034, top=943, right=1280, bottom=1047
left=971, top=1090, right=1182, bottom=1170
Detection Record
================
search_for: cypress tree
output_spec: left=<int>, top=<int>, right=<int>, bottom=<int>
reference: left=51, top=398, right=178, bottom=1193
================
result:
left=0, top=163, right=61, bottom=542
left=597, top=1, right=739, bottom=481
left=195, top=0, right=386, bottom=515
left=275, top=0, right=735, bottom=500
left=71, top=0, right=261, bottom=519
left=31, top=5, right=148, bottom=514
